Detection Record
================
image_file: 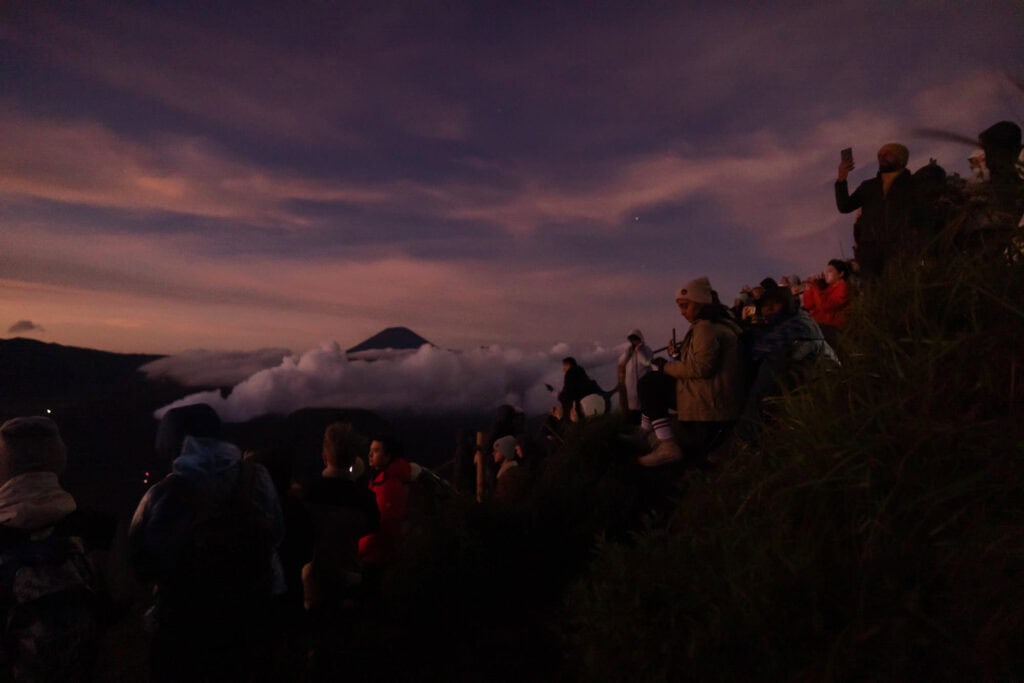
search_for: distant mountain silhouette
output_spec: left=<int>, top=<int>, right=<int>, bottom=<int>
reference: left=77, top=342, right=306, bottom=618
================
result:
left=0, top=338, right=194, bottom=515
left=346, top=327, right=433, bottom=354
left=0, top=337, right=164, bottom=398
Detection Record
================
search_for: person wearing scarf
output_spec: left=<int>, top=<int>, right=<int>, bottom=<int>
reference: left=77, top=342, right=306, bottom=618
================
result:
left=0, top=416, right=98, bottom=681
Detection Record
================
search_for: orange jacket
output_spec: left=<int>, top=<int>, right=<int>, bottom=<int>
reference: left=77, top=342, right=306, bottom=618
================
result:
left=802, top=279, right=850, bottom=328
left=357, top=458, right=411, bottom=567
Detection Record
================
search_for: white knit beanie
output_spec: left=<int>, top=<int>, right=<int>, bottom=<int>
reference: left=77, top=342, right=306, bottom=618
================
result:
left=676, top=276, right=714, bottom=305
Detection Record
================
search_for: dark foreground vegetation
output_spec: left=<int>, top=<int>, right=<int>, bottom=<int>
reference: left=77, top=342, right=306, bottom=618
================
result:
left=566, top=249, right=1024, bottom=681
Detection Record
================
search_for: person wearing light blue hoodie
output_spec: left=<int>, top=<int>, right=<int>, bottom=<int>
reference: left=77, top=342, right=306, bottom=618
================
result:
left=129, top=403, right=285, bottom=683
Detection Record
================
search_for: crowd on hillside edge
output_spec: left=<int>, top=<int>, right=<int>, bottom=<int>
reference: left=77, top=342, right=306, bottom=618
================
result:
left=0, top=119, right=1021, bottom=682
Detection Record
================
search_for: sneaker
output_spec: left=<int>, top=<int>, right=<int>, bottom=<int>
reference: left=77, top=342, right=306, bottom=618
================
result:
left=637, top=439, right=683, bottom=467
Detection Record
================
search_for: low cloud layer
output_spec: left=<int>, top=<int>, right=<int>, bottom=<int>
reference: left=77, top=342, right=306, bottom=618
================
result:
left=142, top=347, right=292, bottom=387
left=153, top=341, right=629, bottom=422
left=7, top=320, right=43, bottom=334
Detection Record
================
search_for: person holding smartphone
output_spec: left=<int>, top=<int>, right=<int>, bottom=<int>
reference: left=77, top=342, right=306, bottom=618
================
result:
left=835, top=142, right=914, bottom=277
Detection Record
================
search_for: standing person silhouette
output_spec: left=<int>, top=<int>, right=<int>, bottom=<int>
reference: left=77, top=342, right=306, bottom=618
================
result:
left=836, top=143, right=914, bottom=277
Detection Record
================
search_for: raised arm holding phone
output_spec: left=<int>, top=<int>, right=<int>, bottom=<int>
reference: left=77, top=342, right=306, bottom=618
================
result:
left=834, top=142, right=913, bottom=277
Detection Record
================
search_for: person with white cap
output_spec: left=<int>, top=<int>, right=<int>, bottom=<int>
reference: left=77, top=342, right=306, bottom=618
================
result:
left=637, top=276, right=745, bottom=467
left=617, top=329, right=653, bottom=424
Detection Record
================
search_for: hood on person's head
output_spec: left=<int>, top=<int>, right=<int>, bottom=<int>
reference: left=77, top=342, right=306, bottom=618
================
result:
left=155, top=403, right=221, bottom=464
left=676, top=276, right=714, bottom=305
left=627, top=328, right=644, bottom=342
left=877, top=143, right=909, bottom=172
left=0, top=416, right=67, bottom=486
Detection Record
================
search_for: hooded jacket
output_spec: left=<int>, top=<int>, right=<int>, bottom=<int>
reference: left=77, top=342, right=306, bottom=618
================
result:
left=129, top=436, right=285, bottom=588
left=617, top=331, right=654, bottom=411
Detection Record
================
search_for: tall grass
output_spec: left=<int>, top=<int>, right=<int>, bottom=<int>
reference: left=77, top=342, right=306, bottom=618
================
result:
left=567, top=244, right=1024, bottom=680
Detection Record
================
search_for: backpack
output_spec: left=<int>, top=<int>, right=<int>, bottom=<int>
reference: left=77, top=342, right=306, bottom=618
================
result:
left=0, top=529, right=99, bottom=682
left=167, top=461, right=275, bottom=617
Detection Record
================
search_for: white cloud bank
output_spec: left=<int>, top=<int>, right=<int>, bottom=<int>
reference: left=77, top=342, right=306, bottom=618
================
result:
left=151, top=341, right=629, bottom=422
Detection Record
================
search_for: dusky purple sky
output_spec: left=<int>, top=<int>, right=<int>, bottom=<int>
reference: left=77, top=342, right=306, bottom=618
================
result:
left=2, top=1, right=1022, bottom=355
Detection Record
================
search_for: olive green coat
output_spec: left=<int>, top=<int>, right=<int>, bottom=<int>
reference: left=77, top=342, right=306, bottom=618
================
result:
left=664, top=318, right=745, bottom=421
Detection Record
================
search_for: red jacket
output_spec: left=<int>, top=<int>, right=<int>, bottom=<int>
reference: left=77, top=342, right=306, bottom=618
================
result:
left=802, top=279, right=850, bottom=328
left=357, top=458, right=411, bottom=567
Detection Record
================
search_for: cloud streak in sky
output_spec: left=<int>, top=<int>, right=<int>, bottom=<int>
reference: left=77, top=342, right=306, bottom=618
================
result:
left=0, top=2, right=1020, bottom=356
left=0, top=111, right=400, bottom=227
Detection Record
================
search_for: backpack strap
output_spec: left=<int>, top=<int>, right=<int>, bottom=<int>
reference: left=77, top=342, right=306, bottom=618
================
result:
left=231, top=460, right=259, bottom=513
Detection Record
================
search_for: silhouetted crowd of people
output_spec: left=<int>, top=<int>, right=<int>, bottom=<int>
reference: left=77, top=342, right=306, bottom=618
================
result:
left=0, top=120, right=1020, bottom=681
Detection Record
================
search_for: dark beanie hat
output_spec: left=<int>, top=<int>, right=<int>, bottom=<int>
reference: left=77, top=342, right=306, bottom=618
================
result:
left=155, top=403, right=221, bottom=463
left=979, top=121, right=1022, bottom=152
left=0, top=416, right=67, bottom=482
